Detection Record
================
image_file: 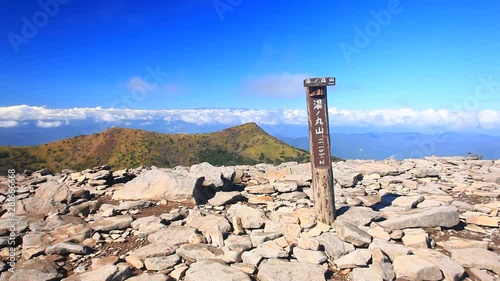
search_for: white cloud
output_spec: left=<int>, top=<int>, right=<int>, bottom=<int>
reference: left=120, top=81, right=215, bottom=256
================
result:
left=243, top=73, right=310, bottom=97
left=0, top=120, right=19, bottom=128
left=478, top=110, right=500, bottom=129
left=0, top=105, right=499, bottom=131
left=36, top=120, right=63, bottom=128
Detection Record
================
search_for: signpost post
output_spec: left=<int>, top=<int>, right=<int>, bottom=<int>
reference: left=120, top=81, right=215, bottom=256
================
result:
left=304, top=77, right=336, bottom=225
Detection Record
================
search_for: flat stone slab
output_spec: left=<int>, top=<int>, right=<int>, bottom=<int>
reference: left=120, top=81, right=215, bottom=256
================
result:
left=7, top=259, right=64, bottom=281
left=293, top=247, right=328, bottom=264
left=334, top=249, right=371, bottom=269
left=314, top=232, right=355, bottom=259
left=128, top=243, right=178, bottom=261
left=64, top=264, right=131, bottom=281
left=45, top=242, right=91, bottom=255
left=437, top=237, right=489, bottom=252
left=371, top=247, right=395, bottom=281
left=126, top=273, right=169, bottom=281
left=391, top=195, right=424, bottom=209
left=450, top=248, right=500, bottom=275
left=333, top=220, right=372, bottom=247
left=253, top=240, right=287, bottom=259
left=393, top=255, right=443, bottom=280
left=208, top=191, right=244, bottom=206
left=414, top=248, right=465, bottom=281
left=351, top=267, right=383, bottom=281
left=184, top=259, right=251, bottom=281
left=112, top=169, right=198, bottom=203
left=466, top=216, right=500, bottom=227
left=369, top=239, right=411, bottom=262
left=176, top=244, right=224, bottom=263
left=147, top=226, right=196, bottom=245
left=337, top=206, right=382, bottom=226
left=89, top=215, right=133, bottom=232
left=257, top=259, right=327, bottom=281
left=378, top=206, right=459, bottom=231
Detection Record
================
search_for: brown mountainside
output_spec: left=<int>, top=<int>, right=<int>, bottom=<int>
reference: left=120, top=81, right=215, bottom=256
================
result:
left=0, top=122, right=314, bottom=173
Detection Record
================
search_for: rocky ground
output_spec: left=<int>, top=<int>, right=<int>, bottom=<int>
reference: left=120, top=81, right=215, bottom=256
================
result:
left=0, top=156, right=499, bottom=281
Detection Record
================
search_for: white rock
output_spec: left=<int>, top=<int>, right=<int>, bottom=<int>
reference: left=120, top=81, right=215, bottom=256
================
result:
left=175, top=244, right=223, bottom=263
left=208, top=191, right=243, bottom=206
left=333, top=220, right=372, bottom=247
left=371, top=247, right=395, bottom=281
left=369, top=239, right=411, bottom=262
left=227, top=204, right=267, bottom=229
left=314, top=232, right=355, bottom=259
left=413, top=248, right=465, bottom=281
left=378, top=206, right=459, bottom=231
left=112, top=169, right=198, bottom=203
left=257, top=259, right=327, bottom=281
left=293, top=247, right=328, bottom=264
left=335, top=249, right=372, bottom=269
left=393, top=255, right=443, bottom=280
left=241, top=251, right=263, bottom=267
left=253, top=240, right=288, bottom=258
left=148, top=226, right=196, bottom=245
left=391, top=195, right=424, bottom=209
left=184, top=259, right=250, bottom=281
left=189, top=162, right=235, bottom=187
left=351, top=267, right=383, bottom=281
left=450, top=248, right=500, bottom=275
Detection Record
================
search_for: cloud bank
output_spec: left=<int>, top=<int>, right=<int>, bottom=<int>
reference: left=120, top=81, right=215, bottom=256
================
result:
left=0, top=105, right=499, bottom=131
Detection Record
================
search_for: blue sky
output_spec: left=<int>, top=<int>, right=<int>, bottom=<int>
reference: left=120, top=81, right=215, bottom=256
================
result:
left=0, top=0, right=499, bottom=132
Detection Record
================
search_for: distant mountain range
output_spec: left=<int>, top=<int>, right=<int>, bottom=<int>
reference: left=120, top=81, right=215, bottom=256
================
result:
left=282, top=132, right=500, bottom=160
left=0, top=123, right=313, bottom=173
left=0, top=120, right=498, bottom=163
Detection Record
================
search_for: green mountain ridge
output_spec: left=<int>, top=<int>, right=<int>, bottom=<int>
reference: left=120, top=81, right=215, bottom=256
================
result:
left=0, top=122, right=313, bottom=173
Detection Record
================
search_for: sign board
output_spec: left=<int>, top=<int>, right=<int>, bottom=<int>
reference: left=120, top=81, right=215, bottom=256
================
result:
left=304, top=76, right=336, bottom=224
left=306, top=95, right=332, bottom=168
left=304, top=77, right=336, bottom=87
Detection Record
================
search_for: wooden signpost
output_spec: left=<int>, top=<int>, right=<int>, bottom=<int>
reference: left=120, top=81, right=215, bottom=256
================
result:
left=304, top=77, right=336, bottom=225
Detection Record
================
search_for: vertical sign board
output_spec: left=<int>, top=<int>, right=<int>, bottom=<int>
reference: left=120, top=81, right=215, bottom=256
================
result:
left=304, top=77, right=336, bottom=225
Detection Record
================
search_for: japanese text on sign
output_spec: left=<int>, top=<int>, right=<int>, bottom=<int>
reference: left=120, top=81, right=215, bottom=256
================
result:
left=304, top=77, right=336, bottom=87
left=308, top=97, right=330, bottom=168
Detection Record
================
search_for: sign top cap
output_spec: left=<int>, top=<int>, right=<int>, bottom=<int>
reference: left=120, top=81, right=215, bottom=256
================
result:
left=304, top=77, right=336, bottom=87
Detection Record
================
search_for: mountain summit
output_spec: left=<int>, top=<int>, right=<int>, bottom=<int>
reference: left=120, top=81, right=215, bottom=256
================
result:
left=0, top=123, right=310, bottom=173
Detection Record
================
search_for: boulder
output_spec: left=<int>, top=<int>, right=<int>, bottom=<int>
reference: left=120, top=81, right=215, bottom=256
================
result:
left=112, top=169, right=198, bottom=203
left=333, top=220, right=372, bottom=247
left=226, top=204, right=267, bottom=229
left=314, top=232, right=355, bottom=259
left=189, top=162, right=235, bottom=187
left=13, top=182, right=71, bottom=215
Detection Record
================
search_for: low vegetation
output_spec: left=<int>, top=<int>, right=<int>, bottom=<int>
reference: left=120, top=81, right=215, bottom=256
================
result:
left=0, top=123, right=318, bottom=173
